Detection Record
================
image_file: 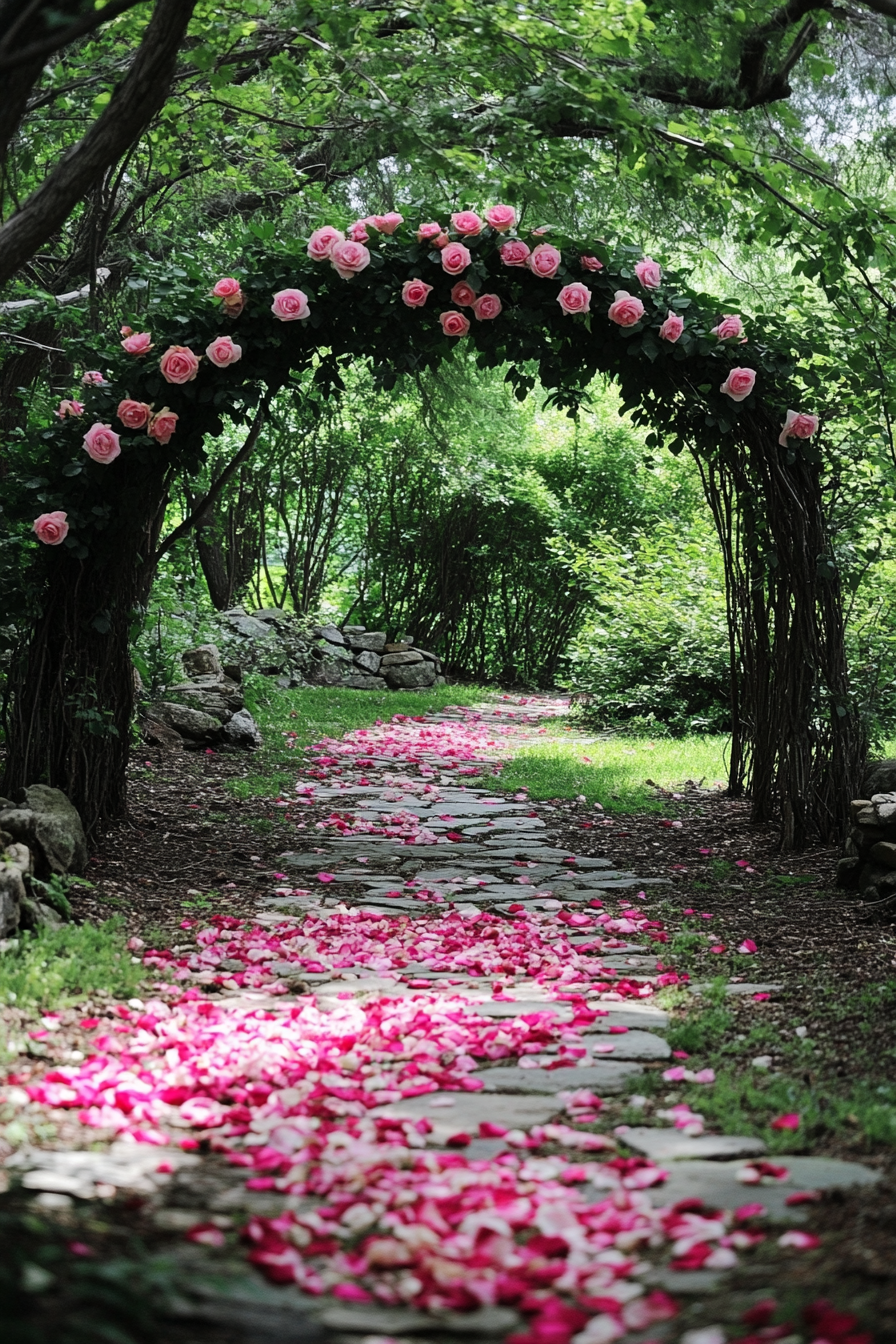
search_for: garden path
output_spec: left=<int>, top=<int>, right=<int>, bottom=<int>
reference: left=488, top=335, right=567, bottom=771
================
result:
left=6, top=699, right=881, bottom=1343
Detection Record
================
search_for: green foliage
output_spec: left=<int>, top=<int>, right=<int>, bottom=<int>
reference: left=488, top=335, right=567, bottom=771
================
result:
left=0, top=920, right=145, bottom=1016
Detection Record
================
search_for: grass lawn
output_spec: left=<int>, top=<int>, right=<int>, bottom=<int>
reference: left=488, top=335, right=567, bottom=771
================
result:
left=497, top=733, right=731, bottom=811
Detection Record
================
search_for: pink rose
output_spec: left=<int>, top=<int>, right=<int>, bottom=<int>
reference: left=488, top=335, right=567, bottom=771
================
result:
left=450, top=210, right=483, bottom=236
left=527, top=243, right=562, bottom=278
left=607, top=290, right=645, bottom=327
left=82, top=370, right=107, bottom=386
left=438, top=311, right=471, bottom=337
left=556, top=282, right=591, bottom=316
left=33, top=511, right=69, bottom=546
left=159, top=345, right=200, bottom=384
left=206, top=335, right=243, bottom=367
left=121, top=331, right=154, bottom=355
left=373, top=212, right=403, bottom=234
left=330, top=239, right=371, bottom=279
left=450, top=281, right=477, bottom=307
left=148, top=407, right=178, bottom=445
left=659, top=310, right=684, bottom=342
left=120, top=325, right=132, bottom=336
left=500, top=239, right=531, bottom=267
left=82, top=422, right=121, bottom=464
left=720, top=367, right=757, bottom=401
left=417, top=222, right=442, bottom=242
left=212, top=277, right=241, bottom=299
left=307, top=226, right=345, bottom=261
left=472, top=293, right=502, bottom=320
left=271, top=288, right=310, bottom=321
left=117, top=399, right=152, bottom=430
left=401, top=278, right=433, bottom=308
left=580, top=256, right=603, bottom=272
left=712, top=314, right=744, bottom=340
left=634, top=256, right=662, bottom=289
left=434, top=232, right=449, bottom=249
left=56, top=399, right=84, bottom=418
left=440, top=241, right=472, bottom=275
left=530, top=226, right=550, bottom=236
left=347, top=221, right=370, bottom=242
left=778, top=409, right=819, bottom=446
left=484, top=203, right=516, bottom=233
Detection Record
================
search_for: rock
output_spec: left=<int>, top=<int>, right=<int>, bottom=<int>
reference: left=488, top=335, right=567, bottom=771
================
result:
left=619, top=1128, right=766, bottom=1161
left=348, top=632, right=387, bottom=653
left=586, top=1029, right=670, bottom=1061
left=850, top=799, right=872, bottom=821
left=222, top=709, right=262, bottom=749
left=418, top=648, right=440, bottom=664
left=371, top=1091, right=561, bottom=1142
left=343, top=624, right=366, bottom=634
left=355, top=649, right=382, bottom=674
left=0, top=842, right=30, bottom=935
left=222, top=662, right=242, bottom=683
left=863, top=760, right=896, bottom=797
left=313, top=623, right=345, bottom=645
left=378, top=650, right=421, bottom=666
left=149, top=702, right=222, bottom=743
left=870, top=840, right=896, bottom=869
left=142, top=717, right=184, bottom=751
left=305, top=656, right=351, bottom=687
left=222, top=614, right=276, bottom=640
left=253, top=608, right=288, bottom=624
left=0, top=785, right=87, bottom=877
left=165, top=686, right=239, bottom=723
left=342, top=674, right=388, bottom=690
left=20, top=897, right=64, bottom=930
left=385, top=661, right=437, bottom=690
left=644, top=1155, right=881, bottom=1221
left=477, top=1062, right=643, bottom=1095
left=315, top=639, right=353, bottom=663
left=836, top=856, right=861, bottom=889
left=181, top=644, right=223, bottom=678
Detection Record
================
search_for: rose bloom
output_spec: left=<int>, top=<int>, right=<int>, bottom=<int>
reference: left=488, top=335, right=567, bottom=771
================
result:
left=450, top=281, right=477, bottom=307
left=81, top=370, right=107, bottom=385
left=500, top=239, right=531, bottom=267
left=120, top=324, right=132, bottom=336
left=82, top=422, right=122, bottom=464
left=659, top=310, right=684, bottom=342
left=580, top=255, right=603, bottom=272
left=347, top=221, right=370, bottom=242
left=450, top=210, right=483, bottom=236
left=271, top=288, right=310, bottom=321
left=472, top=293, right=502, bottom=320
left=417, top=221, right=442, bottom=242
left=159, top=345, right=200, bottom=384
left=401, top=278, right=433, bottom=308
left=434, top=231, right=449, bottom=249
left=484, top=203, right=516, bottom=232
left=33, top=511, right=69, bottom=545
left=556, top=282, right=590, bottom=316
left=330, top=239, right=371, bottom=279
left=527, top=243, right=562, bottom=278
left=440, top=241, right=472, bottom=275
left=778, top=409, right=819, bottom=445
left=56, top=399, right=84, bottom=418
left=712, top=314, right=744, bottom=340
left=607, top=290, right=645, bottom=326
left=212, top=277, right=241, bottom=299
left=439, top=311, right=471, bottom=337
left=373, top=212, right=403, bottom=234
left=634, top=256, right=662, bottom=289
left=206, top=335, right=243, bottom=367
left=121, top=331, right=154, bottom=355
left=307, top=226, right=345, bottom=261
left=117, top=399, right=152, bottom=430
left=720, top=367, right=757, bottom=401
left=148, top=407, right=178, bottom=444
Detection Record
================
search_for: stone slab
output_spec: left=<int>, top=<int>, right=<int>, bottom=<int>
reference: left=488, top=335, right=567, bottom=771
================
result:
left=584, top=1029, right=670, bottom=1061
left=644, top=1155, right=881, bottom=1219
left=477, top=1061, right=643, bottom=1095
left=619, top=1128, right=767, bottom=1161
left=370, top=1091, right=561, bottom=1141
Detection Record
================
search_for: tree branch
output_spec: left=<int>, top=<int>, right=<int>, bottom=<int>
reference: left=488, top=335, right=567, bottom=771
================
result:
left=0, top=0, right=150, bottom=73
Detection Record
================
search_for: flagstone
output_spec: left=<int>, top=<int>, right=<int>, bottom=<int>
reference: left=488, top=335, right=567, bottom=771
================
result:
left=619, top=1128, right=767, bottom=1161
left=370, top=1090, right=562, bottom=1140
left=643, top=1155, right=881, bottom=1220
left=476, top=1061, right=643, bottom=1094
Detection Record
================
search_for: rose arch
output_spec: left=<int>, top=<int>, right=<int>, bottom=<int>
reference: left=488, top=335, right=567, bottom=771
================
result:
left=4, top=206, right=861, bottom=848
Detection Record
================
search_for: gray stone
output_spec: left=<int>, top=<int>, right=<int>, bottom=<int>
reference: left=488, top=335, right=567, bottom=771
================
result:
left=222, top=662, right=242, bottom=683
left=142, top=717, right=184, bottom=750
left=342, top=674, right=388, bottom=691
left=319, top=1303, right=520, bottom=1336
left=0, top=785, right=87, bottom=876
left=385, top=661, right=437, bottom=689
left=417, top=648, right=440, bottom=664
left=619, top=1128, right=767, bottom=1161
left=586, top=1029, right=670, bottom=1061
left=313, top=623, right=345, bottom=645
left=384, top=642, right=412, bottom=653
left=864, top=761, right=896, bottom=797
left=315, top=639, right=353, bottom=663
left=181, top=644, right=223, bottom=678
left=370, top=1091, right=561, bottom=1141
left=0, top=842, right=30, bottom=935
left=381, top=651, right=425, bottom=668
left=355, top=649, right=382, bottom=674
left=582, top=1004, right=670, bottom=1028
left=222, top=614, right=276, bottom=640
left=253, top=608, right=288, bottom=624
left=165, top=687, right=236, bottom=722
left=149, top=701, right=221, bottom=743
left=348, top=632, right=387, bottom=653
left=222, top=708, right=262, bottom=749
left=343, top=624, right=366, bottom=634
left=305, top=656, right=352, bottom=687
left=644, top=1155, right=880, bottom=1220
left=477, top=1062, right=643, bottom=1095
left=643, top=1268, right=725, bottom=1294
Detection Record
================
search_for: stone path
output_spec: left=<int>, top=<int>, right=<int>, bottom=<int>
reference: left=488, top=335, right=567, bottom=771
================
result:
left=3, top=699, right=881, bottom=1342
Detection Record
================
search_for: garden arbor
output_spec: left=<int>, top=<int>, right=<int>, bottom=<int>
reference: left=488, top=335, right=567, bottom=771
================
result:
left=3, top=207, right=863, bottom=848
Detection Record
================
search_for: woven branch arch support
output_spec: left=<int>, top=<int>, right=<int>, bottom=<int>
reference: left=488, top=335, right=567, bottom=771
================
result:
left=13, top=208, right=861, bottom=845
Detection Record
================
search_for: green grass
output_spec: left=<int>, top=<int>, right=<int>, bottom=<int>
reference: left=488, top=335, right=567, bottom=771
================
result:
left=0, top=918, right=145, bottom=1015
left=228, top=679, right=491, bottom=799
left=496, top=733, right=730, bottom=811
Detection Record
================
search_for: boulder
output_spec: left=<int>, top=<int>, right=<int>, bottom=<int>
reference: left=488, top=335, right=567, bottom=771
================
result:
left=355, top=650, right=382, bottom=674
left=222, top=662, right=242, bottom=683
left=222, top=709, right=263, bottom=749
left=381, top=651, right=424, bottom=668
left=343, top=625, right=366, bottom=634
left=143, top=717, right=184, bottom=751
left=305, top=656, right=350, bottom=687
left=166, top=678, right=244, bottom=720
left=342, top=674, right=388, bottom=690
left=253, top=608, right=288, bottom=625
left=417, top=648, right=440, bottom=665
left=0, top=842, right=30, bottom=935
left=181, top=644, right=223, bottom=679
left=313, top=623, right=345, bottom=645
left=870, top=841, right=896, bottom=870
left=150, top=701, right=222, bottom=743
left=0, top=786, right=87, bottom=877
left=863, top=760, right=896, bottom=797
left=348, top=632, right=387, bottom=653
left=384, top=642, right=411, bottom=653
left=315, top=639, right=353, bottom=663
left=384, top=661, right=437, bottom=689
left=222, top=614, right=276, bottom=640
